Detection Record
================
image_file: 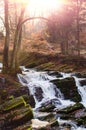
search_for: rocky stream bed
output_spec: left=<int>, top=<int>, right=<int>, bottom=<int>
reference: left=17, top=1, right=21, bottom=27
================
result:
left=0, top=66, right=86, bottom=130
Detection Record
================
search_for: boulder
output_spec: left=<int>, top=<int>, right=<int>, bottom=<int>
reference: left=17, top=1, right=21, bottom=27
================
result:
left=56, top=103, right=84, bottom=114
left=31, top=119, right=50, bottom=130
left=34, top=87, right=43, bottom=102
left=38, top=98, right=61, bottom=112
left=52, top=77, right=81, bottom=102
left=80, top=80, right=86, bottom=86
left=38, top=100, right=55, bottom=112
left=76, top=115, right=86, bottom=127
left=4, top=105, right=33, bottom=129
left=73, top=73, right=86, bottom=78
left=48, top=71, right=63, bottom=78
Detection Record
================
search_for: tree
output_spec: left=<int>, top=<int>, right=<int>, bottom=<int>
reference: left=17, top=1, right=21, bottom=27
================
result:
left=71, top=0, right=86, bottom=56
left=3, top=0, right=10, bottom=71
left=3, top=0, right=48, bottom=73
left=46, top=4, right=74, bottom=55
left=46, top=0, right=86, bottom=56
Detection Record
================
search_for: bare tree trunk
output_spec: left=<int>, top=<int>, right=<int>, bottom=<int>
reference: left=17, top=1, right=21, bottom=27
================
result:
left=15, top=27, right=22, bottom=68
left=10, top=8, right=25, bottom=70
left=3, top=0, right=10, bottom=72
left=65, top=32, right=69, bottom=55
left=76, top=0, right=80, bottom=57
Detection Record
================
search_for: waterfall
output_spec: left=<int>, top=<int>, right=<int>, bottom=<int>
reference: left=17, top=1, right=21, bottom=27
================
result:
left=60, top=72, right=86, bottom=108
left=73, top=76, right=86, bottom=107
left=18, top=67, right=75, bottom=109
left=17, top=67, right=86, bottom=129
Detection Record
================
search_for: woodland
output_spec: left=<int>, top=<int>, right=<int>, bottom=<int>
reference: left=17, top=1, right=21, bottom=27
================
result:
left=0, top=0, right=86, bottom=130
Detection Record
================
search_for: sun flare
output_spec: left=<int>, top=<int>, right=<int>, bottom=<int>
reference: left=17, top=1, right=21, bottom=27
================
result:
left=28, top=0, right=67, bottom=16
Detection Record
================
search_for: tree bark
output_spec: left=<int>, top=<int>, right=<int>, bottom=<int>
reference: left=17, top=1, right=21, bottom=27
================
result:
left=76, top=0, right=80, bottom=57
left=10, top=8, right=25, bottom=70
left=3, top=0, right=10, bottom=71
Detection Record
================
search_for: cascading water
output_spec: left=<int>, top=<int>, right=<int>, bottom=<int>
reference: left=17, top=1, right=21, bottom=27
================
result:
left=73, top=76, right=86, bottom=107
left=18, top=66, right=86, bottom=130
left=57, top=117, right=86, bottom=130
left=61, top=72, right=86, bottom=108
left=18, top=67, right=75, bottom=109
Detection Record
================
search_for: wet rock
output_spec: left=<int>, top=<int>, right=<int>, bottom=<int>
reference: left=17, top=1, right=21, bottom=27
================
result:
left=0, top=95, right=30, bottom=113
left=38, top=101, right=55, bottom=112
left=50, top=119, right=59, bottom=127
left=4, top=105, right=33, bottom=129
left=75, top=109, right=86, bottom=118
left=38, top=99, right=61, bottom=112
left=29, top=95, right=35, bottom=108
left=34, top=87, right=43, bottom=102
left=0, top=89, right=8, bottom=104
left=48, top=71, right=63, bottom=78
left=80, top=80, right=86, bottom=86
left=76, top=115, right=86, bottom=127
left=73, top=73, right=86, bottom=78
left=0, top=95, right=34, bottom=129
left=52, top=77, right=81, bottom=102
left=56, top=103, right=84, bottom=114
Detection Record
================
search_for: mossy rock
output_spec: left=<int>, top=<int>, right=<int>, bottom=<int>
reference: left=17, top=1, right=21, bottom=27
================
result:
left=39, top=104, right=55, bottom=112
left=73, top=72, right=86, bottom=78
left=48, top=71, right=63, bottom=78
left=57, top=103, right=84, bottom=114
left=38, top=100, right=55, bottom=112
left=5, top=105, right=33, bottom=128
left=76, top=115, right=86, bottom=126
left=0, top=89, right=8, bottom=103
left=0, top=95, right=30, bottom=113
left=27, top=126, right=32, bottom=130
left=52, top=77, right=81, bottom=102
left=80, top=79, right=86, bottom=86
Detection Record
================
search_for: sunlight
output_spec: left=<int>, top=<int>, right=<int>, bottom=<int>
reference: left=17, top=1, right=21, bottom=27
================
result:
left=28, top=0, right=67, bottom=16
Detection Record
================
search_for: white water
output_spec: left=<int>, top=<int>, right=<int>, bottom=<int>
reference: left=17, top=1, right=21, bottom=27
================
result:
left=61, top=72, right=86, bottom=108
left=58, top=117, right=86, bottom=130
left=0, top=63, right=3, bottom=72
left=18, top=67, right=75, bottom=109
left=17, top=67, right=86, bottom=130
left=74, top=76, right=86, bottom=107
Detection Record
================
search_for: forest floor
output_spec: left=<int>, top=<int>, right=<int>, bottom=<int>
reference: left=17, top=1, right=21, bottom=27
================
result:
left=19, top=51, right=86, bottom=73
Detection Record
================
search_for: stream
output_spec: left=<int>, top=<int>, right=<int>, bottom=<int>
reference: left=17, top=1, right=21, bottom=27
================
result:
left=18, top=66, right=86, bottom=130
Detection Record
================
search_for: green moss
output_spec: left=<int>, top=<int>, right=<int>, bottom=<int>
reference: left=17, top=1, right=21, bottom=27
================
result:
left=77, top=115, right=86, bottom=126
left=27, top=126, right=32, bottom=130
left=52, top=77, right=81, bottom=102
left=5, top=105, right=34, bottom=127
left=61, top=103, right=84, bottom=114
left=39, top=104, right=55, bottom=112
left=38, top=62, right=55, bottom=70
left=0, top=95, right=30, bottom=113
